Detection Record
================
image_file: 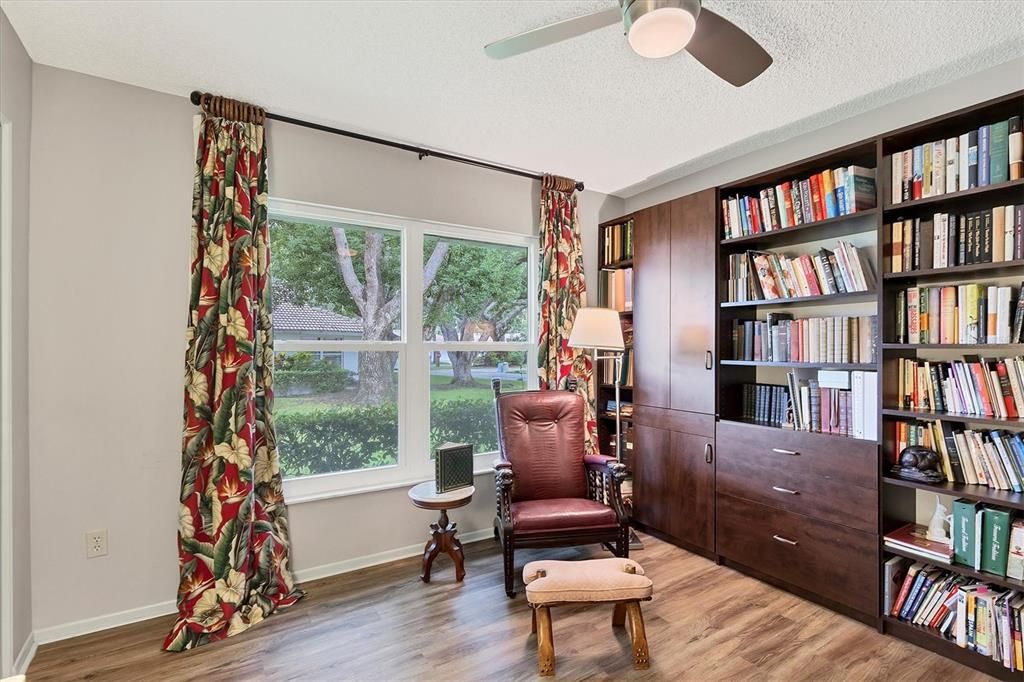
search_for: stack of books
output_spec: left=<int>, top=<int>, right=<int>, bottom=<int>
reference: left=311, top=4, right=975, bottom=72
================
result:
left=952, top=501, right=1024, bottom=579
left=602, top=219, right=634, bottom=264
left=604, top=399, right=633, bottom=419
left=895, top=356, right=1024, bottom=417
left=887, top=205, right=1023, bottom=273
left=890, top=115, right=1022, bottom=205
left=786, top=369, right=877, bottom=439
left=598, top=268, right=633, bottom=312
left=720, top=166, right=876, bottom=240
left=884, top=523, right=954, bottom=564
left=891, top=418, right=1024, bottom=491
left=885, top=556, right=1024, bottom=671
left=894, top=283, right=1023, bottom=344
left=725, top=241, right=875, bottom=303
left=731, top=314, right=877, bottom=364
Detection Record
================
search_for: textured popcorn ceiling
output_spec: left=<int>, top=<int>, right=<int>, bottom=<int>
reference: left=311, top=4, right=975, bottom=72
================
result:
left=4, top=0, right=1023, bottom=195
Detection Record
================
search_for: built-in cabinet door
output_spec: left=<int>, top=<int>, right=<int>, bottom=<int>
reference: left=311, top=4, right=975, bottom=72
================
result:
left=632, top=424, right=715, bottom=552
left=632, top=203, right=671, bottom=409
left=670, top=190, right=717, bottom=415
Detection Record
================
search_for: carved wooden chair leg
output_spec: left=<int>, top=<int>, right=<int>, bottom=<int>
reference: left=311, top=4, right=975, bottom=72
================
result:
left=502, top=539, right=515, bottom=598
left=624, top=602, right=650, bottom=670
left=535, top=606, right=555, bottom=676
left=612, top=602, right=626, bottom=627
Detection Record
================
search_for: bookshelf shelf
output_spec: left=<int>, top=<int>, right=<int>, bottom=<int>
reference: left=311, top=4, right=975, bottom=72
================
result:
left=719, top=208, right=879, bottom=249
left=720, top=290, right=876, bottom=308
left=601, top=258, right=633, bottom=271
left=881, top=343, right=1024, bottom=351
left=882, top=258, right=1024, bottom=282
left=882, top=545, right=1024, bottom=592
left=881, top=407, right=1024, bottom=428
left=717, top=418, right=876, bottom=443
left=883, top=177, right=1024, bottom=214
left=720, top=360, right=875, bottom=370
left=599, top=383, right=633, bottom=390
left=882, top=617, right=1018, bottom=680
left=882, top=475, right=1024, bottom=512
left=599, top=412, right=633, bottom=423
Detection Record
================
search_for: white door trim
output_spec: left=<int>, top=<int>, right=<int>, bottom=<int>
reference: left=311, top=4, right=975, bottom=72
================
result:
left=0, top=113, right=15, bottom=678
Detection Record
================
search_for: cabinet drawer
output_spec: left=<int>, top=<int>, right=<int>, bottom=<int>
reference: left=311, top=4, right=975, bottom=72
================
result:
left=716, top=420, right=877, bottom=489
left=716, top=494, right=878, bottom=616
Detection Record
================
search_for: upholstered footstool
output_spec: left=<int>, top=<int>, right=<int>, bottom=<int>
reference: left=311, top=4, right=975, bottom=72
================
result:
left=523, top=557, right=653, bottom=676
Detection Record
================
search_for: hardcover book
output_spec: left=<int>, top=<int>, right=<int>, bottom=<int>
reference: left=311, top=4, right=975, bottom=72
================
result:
left=434, top=442, right=474, bottom=493
left=981, top=505, right=1012, bottom=577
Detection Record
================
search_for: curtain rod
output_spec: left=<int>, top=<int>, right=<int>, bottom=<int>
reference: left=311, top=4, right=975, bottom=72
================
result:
left=189, top=90, right=584, bottom=192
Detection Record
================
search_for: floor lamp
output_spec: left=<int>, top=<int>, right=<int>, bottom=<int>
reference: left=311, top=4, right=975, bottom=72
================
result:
left=569, top=308, right=642, bottom=549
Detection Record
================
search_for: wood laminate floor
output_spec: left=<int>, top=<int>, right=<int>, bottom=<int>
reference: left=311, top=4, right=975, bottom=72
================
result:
left=28, top=533, right=988, bottom=681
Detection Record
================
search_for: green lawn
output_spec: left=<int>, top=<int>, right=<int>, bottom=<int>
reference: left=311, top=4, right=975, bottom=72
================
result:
left=275, top=374, right=526, bottom=416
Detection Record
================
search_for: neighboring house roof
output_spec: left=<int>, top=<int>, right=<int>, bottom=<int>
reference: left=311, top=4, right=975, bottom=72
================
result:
left=273, top=301, right=363, bottom=334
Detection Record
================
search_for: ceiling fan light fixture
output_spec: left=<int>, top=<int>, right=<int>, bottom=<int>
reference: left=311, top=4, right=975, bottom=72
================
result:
left=624, top=0, right=699, bottom=59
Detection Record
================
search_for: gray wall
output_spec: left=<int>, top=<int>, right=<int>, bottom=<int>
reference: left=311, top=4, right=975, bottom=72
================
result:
left=623, top=58, right=1024, bottom=212
left=1, top=7, right=33, bottom=668
left=26, top=64, right=624, bottom=633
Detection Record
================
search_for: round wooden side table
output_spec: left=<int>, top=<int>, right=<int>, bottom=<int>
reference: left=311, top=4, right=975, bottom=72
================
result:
left=408, top=481, right=474, bottom=583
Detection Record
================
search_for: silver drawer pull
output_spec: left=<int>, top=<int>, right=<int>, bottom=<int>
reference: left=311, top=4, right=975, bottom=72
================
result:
left=771, top=486, right=799, bottom=495
left=771, top=448, right=799, bottom=456
left=772, top=534, right=798, bottom=546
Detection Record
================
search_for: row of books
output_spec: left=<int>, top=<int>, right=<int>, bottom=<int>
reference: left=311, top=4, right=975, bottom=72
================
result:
left=598, top=349, right=633, bottom=387
left=730, top=314, right=877, bottom=364
left=894, top=283, right=1023, bottom=345
left=894, top=418, right=1024, bottom=491
left=953, top=501, right=1024, bottom=578
left=725, top=241, right=875, bottom=302
left=787, top=369, right=878, bottom=440
left=604, top=400, right=633, bottom=418
left=889, top=115, right=1023, bottom=205
left=888, top=205, right=1023, bottom=273
left=602, top=219, right=634, bottom=264
left=720, top=166, right=876, bottom=240
left=740, top=383, right=789, bottom=427
left=884, top=556, right=1024, bottom=671
left=597, top=268, right=633, bottom=312
left=895, top=356, right=1024, bottom=419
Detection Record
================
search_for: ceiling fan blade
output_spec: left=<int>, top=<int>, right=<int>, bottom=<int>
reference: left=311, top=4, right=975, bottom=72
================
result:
left=685, top=8, right=772, bottom=86
left=485, top=7, right=622, bottom=59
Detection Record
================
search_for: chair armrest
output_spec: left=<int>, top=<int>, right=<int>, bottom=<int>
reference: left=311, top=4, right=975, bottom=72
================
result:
left=584, top=454, right=627, bottom=483
left=493, top=460, right=514, bottom=528
left=493, top=459, right=514, bottom=487
left=584, top=453, right=617, bottom=469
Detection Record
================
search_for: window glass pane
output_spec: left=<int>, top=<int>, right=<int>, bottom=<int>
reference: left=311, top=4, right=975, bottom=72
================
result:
left=270, top=217, right=402, bottom=340
left=275, top=350, right=399, bottom=478
left=422, top=236, right=528, bottom=342
left=428, top=350, right=527, bottom=455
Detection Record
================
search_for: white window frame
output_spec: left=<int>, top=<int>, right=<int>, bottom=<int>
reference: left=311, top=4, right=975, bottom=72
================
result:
left=270, top=198, right=538, bottom=503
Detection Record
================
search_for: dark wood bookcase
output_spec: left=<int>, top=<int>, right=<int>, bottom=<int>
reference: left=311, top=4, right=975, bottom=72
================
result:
left=597, top=89, right=1022, bottom=677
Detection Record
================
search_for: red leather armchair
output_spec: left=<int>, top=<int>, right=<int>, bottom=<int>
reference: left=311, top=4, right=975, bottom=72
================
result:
left=492, top=379, right=629, bottom=597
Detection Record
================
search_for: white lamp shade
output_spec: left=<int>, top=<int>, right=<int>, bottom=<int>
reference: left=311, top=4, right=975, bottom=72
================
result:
left=568, top=307, right=625, bottom=351
left=627, top=6, right=697, bottom=59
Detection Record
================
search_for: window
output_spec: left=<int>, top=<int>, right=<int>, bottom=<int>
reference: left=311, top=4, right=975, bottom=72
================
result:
left=269, top=199, right=537, bottom=501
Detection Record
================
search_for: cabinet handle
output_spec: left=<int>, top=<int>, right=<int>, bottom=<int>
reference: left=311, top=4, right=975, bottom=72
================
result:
left=705, top=350, right=713, bottom=370
left=771, top=486, right=799, bottom=495
left=772, top=534, right=798, bottom=546
left=704, top=443, right=713, bottom=464
left=771, top=448, right=799, bottom=456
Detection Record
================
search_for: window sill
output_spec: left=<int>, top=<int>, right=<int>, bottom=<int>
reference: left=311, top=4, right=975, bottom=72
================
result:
left=285, top=465, right=496, bottom=505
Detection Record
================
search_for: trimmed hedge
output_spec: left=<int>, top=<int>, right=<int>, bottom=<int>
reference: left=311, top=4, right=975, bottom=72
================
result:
left=275, top=399, right=496, bottom=477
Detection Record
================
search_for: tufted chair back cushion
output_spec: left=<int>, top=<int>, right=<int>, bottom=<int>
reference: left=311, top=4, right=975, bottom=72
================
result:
left=495, top=390, right=587, bottom=501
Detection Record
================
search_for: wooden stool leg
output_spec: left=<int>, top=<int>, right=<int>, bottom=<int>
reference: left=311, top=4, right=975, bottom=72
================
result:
left=536, top=605, right=555, bottom=676
left=531, top=608, right=537, bottom=634
left=612, top=602, right=626, bottom=627
left=625, top=602, right=650, bottom=670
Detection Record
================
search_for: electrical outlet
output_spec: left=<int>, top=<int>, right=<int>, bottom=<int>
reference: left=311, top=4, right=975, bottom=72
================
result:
left=85, top=529, right=108, bottom=558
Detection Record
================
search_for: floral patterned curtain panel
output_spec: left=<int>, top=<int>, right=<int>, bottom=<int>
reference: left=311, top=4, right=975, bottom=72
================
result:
left=165, top=109, right=302, bottom=652
left=537, top=174, right=597, bottom=453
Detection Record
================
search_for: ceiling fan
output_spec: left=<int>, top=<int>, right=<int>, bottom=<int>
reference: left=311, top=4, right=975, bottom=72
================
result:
left=484, top=0, right=772, bottom=87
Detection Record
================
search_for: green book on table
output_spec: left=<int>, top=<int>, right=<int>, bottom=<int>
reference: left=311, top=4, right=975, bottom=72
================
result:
left=981, top=505, right=1012, bottom=577
left=953, top=498, right=981, bottom=566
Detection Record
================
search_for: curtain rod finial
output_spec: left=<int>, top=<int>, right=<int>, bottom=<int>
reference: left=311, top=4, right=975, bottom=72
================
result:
left=575, top=182, right=585, bottom=192
left=189, top=90, right=202, bottom=106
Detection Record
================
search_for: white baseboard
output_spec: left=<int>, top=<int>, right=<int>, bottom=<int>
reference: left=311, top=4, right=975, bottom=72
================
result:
left=30, top=527, right=495, bottom=650
left=12, top=632, right=35, bottom=676
left=293, top=526, right=494, bottom=582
